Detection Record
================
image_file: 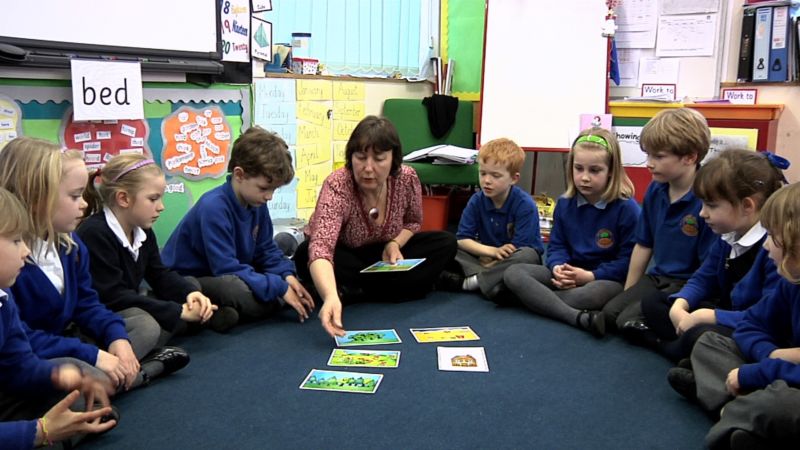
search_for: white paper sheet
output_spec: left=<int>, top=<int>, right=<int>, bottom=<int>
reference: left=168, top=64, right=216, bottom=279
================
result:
left=617, top=0, right=658, bottom=32
left=661, top=0, right=720, bottom=15
left=656, top=14, right=717, bottom=57
left=638, top=58, right=680, bottom=85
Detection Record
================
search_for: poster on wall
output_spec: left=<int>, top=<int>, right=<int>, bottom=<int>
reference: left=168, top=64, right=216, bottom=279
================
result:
left=0, top=94, right=22, bottom=150
left=220, top=0, right=250, bottom=62
left=59, top=108, right=151, bottom=170
left=251, top=16, right=273, bottom=61
left=160, top=106, right=232, bottom=180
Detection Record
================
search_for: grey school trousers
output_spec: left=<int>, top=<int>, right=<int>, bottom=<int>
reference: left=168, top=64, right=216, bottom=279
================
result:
left=455, top=247, right=541, bottom=299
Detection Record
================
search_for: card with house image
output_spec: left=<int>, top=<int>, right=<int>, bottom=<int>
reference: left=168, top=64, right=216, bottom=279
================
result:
left=327, top=349, right=401, bottom=368
left=334, top=329, right=402, bottom=347
left=410, top=326, right=480, bottom=343
left=360, top=258, right=426, bottom=273
left=437, top=347, right=489, bottom=372
left=299, top=369, right=384, bottom=394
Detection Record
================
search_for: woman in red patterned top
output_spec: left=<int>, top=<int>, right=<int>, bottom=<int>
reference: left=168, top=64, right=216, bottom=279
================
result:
left=294, top=116, right=457, bottom=337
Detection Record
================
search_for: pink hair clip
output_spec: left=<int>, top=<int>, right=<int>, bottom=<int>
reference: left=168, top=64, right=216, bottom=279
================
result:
left=111, top=159, right=156, bottom=182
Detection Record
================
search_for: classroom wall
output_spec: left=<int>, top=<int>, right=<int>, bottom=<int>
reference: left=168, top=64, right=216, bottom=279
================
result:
left=722, top=3, right=800, bottom=183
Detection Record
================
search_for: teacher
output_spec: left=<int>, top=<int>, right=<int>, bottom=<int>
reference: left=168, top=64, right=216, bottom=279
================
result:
left=294, top=116, right=457, bottom=337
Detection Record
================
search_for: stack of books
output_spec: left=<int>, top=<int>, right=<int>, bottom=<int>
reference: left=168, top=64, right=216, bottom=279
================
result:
left=402, top=144, right=478, bottom=165
left=738, top=1, right=800, bottom=82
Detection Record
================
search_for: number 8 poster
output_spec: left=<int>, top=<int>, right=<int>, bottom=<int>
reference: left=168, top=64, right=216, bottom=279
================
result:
left=220, top=0, right=250, bottom=63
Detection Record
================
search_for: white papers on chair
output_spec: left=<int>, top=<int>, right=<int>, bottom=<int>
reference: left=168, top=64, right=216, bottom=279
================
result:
left=403, top=144, right=478, bottom=165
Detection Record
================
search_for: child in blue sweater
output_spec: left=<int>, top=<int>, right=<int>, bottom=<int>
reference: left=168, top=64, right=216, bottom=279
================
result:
left=602, top=108, right=716, bottom=338
left=671, top=182, right=800, bottom=448
left=643, top=150, right=785, bottom=362
left=0, top=137, right=186, bottom=393
left=162, top=127, right=313, bottom=327
left=504, top=128, right=640, bottom=336
left=439, top=138, right=542, bottom=300
left=0, top=187, right=115, bottom=449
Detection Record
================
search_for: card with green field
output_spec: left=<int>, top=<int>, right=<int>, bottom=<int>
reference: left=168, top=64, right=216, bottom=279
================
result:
left=334, top=329, right=402, bottom=347
left=327, top=349, right=401, bottom=368
left=299, top=369, right=383, bottom=394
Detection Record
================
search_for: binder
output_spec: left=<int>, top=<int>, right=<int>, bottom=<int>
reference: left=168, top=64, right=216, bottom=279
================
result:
left=769, top=5, right=790, bottom=81
left=752, top=7, right=773, bottom=81
left=738, top=8, right=757, bottom=82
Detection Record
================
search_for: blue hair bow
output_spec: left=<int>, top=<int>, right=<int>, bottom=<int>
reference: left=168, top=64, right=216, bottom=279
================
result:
left=764, top=151, right=790, bottom=183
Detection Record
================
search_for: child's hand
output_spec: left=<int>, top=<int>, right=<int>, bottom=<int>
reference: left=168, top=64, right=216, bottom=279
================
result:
left=676, top=308, right=716, bottom=336
left=283, top=285, right=313, bottom=323
left=491, top=244, right=517, bottom=260
left=40, top=390, right=117, bottom=445
left=551, top=265, right=575, bottom=290
left=669, top=299, right=691, bottom=332
left=768, top=347, right=800, bottom=364
left=95, top=350, right=124, bottom=389
left=560, top=264, right=594, bottom=286
left=382, top=240, right=404, bottom=264
left=285, top=275, right=315, bottom=310
left=725, top=368, right=741, bottom=395
left=108, top=339, right=139, bottom=391
left=185, top=291, right=216, bottom=323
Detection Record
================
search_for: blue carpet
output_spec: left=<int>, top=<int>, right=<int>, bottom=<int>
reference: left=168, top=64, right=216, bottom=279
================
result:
left=85, top=292, right=711, bottom=449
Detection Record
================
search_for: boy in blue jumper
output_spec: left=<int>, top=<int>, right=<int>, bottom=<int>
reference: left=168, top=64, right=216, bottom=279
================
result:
left=670, top=183, right=800, bottom=449
left=601, top=108, right=715, bottom=338
left=438, top=138, right=542, bottom=300
left=162, top=127, right=314, bottom=328
left=0, top=188, right=115, bottom=449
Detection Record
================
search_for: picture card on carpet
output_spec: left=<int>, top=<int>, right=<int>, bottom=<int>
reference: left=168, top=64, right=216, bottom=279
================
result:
left=300, top=369, right=384, bottom=394
left=410, top=326, right=480, bottom=343
left=437, top=347, right=489, bottom=372
left=327, top=349, right=401, bottom=368
left=335, top=329, right=402, bottom=347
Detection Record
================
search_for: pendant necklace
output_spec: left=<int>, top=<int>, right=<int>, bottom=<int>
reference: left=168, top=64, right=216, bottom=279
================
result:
left=367, top=181, right=385, bottom=221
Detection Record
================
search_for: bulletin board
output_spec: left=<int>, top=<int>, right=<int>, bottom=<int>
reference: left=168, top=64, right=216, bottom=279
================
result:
left=0, top=79, right=250, bottom=246
left=478, top=0, right=608, bottom=150
left=610, top=0, right=728, bottom=99
left=441, top=0, right=485, bottom=101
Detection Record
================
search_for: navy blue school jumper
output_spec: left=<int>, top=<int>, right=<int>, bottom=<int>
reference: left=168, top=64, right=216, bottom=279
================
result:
left=10, top=236, right=128, bottom=365
left=77, top=212, right=198, bottom=332
left=0, top=290, right=57, bottom=450
left=162, top=176, right=297, bottom=304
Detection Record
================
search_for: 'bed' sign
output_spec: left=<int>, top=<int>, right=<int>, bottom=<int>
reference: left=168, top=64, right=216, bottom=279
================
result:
left=70, top=59, right=144, bottom=121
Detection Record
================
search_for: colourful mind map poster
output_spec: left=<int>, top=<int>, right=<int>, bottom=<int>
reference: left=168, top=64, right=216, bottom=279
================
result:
left=161, top=106, right=232, bottom=180
left=60, top=107, right=151, bottom=170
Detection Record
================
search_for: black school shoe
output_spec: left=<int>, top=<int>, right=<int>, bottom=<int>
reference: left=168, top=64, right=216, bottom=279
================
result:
left=141, top=346, right=190, bottom=384
left=208, top=306, right=239, bottom=333
left=667, top=367, right=697, bottom=401
left=435, top=270, right=464, bottom=292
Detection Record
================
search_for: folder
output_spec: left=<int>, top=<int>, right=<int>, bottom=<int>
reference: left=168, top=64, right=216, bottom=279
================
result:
left=769, top=5, right=790, bottom=81
left=738, top=8, right=756, bottom=82
left=752, top=6, right=773, bottom=81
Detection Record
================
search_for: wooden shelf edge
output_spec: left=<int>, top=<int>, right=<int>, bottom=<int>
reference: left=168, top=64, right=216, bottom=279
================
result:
left=609, top=101, right=784, bottom=120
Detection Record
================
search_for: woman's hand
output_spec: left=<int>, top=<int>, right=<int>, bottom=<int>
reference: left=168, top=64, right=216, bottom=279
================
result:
left=38, top=390, right=117, bottom=445
left=107, top=340, right=139, bottom=391
left=184, top=291, right=216, bottom=323
left=319, top=297, right=345, bottom=338
left=382, top=240, right=404, bottom=264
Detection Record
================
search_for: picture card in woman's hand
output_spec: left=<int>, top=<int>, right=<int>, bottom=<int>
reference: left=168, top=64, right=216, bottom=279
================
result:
left=360, top=258, right=426, bottom=273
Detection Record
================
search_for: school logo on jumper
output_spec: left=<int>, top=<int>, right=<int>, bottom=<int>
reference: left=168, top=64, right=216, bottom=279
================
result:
left=681, top=215, right=699, bottom=237
left=595, top=229, right=614, bottom=248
